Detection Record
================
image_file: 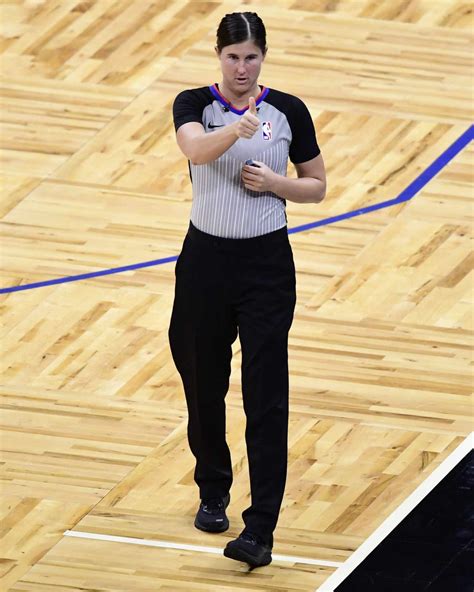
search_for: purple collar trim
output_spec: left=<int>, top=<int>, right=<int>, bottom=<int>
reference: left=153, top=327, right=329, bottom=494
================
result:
left=209, top=84, right=269, bottom=115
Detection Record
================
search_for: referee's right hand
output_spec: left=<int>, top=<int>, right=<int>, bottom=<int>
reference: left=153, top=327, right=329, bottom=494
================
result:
left=234, top=97, right=259, bottom=139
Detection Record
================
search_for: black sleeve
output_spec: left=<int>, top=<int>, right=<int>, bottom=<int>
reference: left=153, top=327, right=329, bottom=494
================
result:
left=172, top=88, right=208, bottom=132
left=288, top=96, right=320, bottom=164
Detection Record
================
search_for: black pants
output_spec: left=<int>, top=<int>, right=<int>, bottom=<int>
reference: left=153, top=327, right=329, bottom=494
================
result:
left=168, top=221, right=296, bottom=543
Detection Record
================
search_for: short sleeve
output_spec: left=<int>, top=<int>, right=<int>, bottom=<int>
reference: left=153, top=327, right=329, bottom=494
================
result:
left=173, top=89, right=206, bottom=132
left=288, top=97, right=320, bottom=164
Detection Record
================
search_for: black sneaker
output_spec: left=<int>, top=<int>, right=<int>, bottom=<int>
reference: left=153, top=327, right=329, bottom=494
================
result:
left=223, top=531, right=273, bottom=567
left=194, top=493, right=230, bottom=533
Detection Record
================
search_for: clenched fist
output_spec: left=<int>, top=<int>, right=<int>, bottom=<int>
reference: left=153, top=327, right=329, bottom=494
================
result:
left=241, top=160, right=278, bottom=193
left=233, top=96, right=260, bottom=139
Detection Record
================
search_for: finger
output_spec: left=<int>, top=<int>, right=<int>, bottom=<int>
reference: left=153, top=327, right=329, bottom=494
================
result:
left=237, top=126, right=251, bottom=139
left=242, top=169, right=259, bottom=179
left=242, top=118, right=259, bottom=130
left=241, top=115, right=259, bottom=130
left=248, top=96, right=257, bottom=116
left=246, top=114, right=260, bottom=126
left=240, top=125, right=258, bottom=138
left=243, top=162, right=260, bottom=171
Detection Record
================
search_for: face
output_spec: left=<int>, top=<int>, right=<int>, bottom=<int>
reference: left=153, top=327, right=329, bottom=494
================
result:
left=216, top=39, right=266, bottom=96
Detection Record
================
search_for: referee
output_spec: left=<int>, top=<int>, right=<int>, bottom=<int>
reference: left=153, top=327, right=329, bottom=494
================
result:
left=168, top=11, right=326, bottom=568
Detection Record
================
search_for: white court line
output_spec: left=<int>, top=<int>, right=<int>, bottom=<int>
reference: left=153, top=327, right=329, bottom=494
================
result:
left=63, top=529, right=343, bottom=568
left=316, top=432, right=474, bottom=592
left=63, top=434, right=472, bottom=579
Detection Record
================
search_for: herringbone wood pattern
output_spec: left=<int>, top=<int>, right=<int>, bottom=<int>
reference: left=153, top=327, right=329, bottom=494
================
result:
left=1, top=1, right=472, bottom=590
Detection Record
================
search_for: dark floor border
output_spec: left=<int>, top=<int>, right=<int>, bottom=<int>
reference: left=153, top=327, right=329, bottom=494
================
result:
left=319, top=435, right=474, bottom=592
left=334, top=449, right=473, bottom=592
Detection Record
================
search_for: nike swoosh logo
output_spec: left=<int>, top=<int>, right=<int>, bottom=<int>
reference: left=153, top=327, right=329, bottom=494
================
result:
left=208, top=122, right=224, bottom=129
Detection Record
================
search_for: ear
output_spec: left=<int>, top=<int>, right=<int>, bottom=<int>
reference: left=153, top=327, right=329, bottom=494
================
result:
left=214, top=46, right=220, bottom=56
left=262, top=47, right=268, bottom=60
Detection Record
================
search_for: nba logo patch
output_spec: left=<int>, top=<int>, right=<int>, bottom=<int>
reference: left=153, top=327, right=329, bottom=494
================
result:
left=262, top=121, right=272, bottom=141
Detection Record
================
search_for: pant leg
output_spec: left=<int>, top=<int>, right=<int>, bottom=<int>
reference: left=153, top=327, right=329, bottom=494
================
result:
left=168, top=233, right=238, bottom=499
left=234, top=238, right=297, bottom=543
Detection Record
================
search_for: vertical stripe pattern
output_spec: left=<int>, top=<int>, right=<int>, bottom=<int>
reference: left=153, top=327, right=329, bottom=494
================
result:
left=189, top=100, right=292, bottom=238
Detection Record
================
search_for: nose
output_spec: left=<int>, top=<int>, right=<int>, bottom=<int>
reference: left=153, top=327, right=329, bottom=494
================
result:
left=236, top=61, right=247, bottom=73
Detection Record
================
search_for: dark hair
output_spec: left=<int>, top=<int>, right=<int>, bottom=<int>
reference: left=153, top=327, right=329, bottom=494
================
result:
left=216, top=12, right=267, bottom=55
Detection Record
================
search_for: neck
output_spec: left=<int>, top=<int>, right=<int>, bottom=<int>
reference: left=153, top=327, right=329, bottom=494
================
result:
left=218, top=80, right=261, bottom=106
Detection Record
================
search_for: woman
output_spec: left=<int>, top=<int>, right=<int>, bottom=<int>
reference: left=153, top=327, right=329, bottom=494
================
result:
left=168, top=11, right=326, bottom=568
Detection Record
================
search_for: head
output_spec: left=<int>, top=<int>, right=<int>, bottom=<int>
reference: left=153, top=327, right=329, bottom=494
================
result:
left=215, top=12, right=267, bottom=95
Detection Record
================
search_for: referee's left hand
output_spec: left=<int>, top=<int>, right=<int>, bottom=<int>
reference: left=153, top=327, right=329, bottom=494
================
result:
left=241, top=161, right=277, bottom=193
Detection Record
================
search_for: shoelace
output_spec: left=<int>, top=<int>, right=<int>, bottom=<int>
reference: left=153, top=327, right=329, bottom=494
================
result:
left=241, top=532, right=272, bottom=547
left=202, top=498, right=225, bottom=514
left=241, top=533, right=258, bottom=546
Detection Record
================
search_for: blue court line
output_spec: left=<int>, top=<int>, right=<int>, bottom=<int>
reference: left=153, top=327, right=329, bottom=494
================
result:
left=1, top=124, right=472, bottom=295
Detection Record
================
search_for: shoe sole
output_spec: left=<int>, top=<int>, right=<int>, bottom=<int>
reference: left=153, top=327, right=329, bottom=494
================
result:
left=223, top=545, right=272, bottom=567
left=194, top=517, right=229, bottom=533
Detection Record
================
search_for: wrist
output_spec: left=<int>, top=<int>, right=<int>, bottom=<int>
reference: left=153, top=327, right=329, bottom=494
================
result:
left=268, top=170, right=281, bottom=194
left=231, top=121, right=240, bottom=139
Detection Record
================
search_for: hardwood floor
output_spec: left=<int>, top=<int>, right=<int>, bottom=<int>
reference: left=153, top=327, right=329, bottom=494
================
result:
left=1, top=1, right=472, bottom=590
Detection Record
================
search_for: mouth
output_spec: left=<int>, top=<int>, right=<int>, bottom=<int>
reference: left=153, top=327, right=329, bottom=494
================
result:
left=236, top=78, right=248, bottom=84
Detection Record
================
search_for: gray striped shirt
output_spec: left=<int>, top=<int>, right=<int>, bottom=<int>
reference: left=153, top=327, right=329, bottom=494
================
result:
left=173, top=84, right=320, bottom=238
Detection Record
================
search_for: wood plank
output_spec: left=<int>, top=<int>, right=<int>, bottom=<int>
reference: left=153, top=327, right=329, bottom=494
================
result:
left=1, top=1, right=472, bottom=590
